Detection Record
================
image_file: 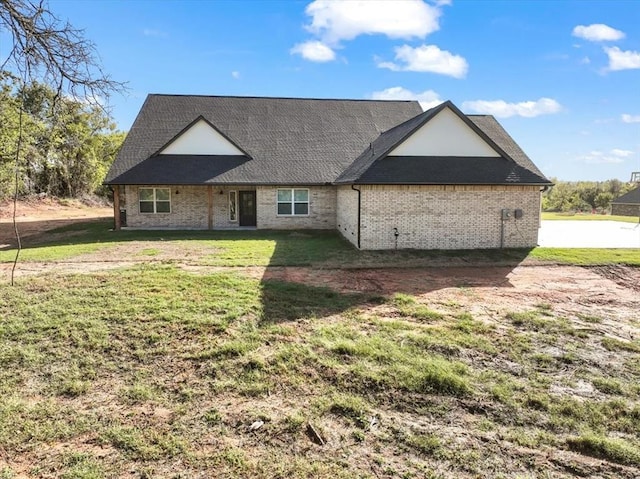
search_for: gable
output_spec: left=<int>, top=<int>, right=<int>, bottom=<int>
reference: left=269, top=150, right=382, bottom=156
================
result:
left=388, top=107, right=501, bottom=157
left=159, top=118, right=245, bottom=156
left=105, top=95, right=423, bottom=185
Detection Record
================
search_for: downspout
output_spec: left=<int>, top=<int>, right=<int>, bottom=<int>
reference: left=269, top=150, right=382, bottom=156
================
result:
left=351, top=184, right=361, bottom=249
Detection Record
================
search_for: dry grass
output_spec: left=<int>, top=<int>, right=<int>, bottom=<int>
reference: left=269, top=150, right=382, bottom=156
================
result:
left=1, top=262, right=639, bottom=478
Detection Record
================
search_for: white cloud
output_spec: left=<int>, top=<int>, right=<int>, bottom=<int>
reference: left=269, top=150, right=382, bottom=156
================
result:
left=572, top=24, right=625, bottom=42
left=370, top=87, right=444, bottom=110
left=577, top=149, right=632, bottom=164
left=611, top=148, right=633, bottom=158
left=290, top=41, right=336, bottom=62
left=377, top=44, right=468, bottom=78
left=231, top=71, right=240, bottom=79
left=604, top=46, right=640, bottom=71
left=622, top=113, right=640, bottom=123
left=304, top=0, right=442, bottom=44
left=580, top=56, right=591, bottom=65
left=462, top=98, right=562, bottom=118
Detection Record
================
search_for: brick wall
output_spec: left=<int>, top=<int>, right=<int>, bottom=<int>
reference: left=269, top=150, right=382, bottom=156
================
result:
left=336, top=185, right=359, bottom=247
left=358, top=185, right=542, bottom=250
left=124, top=185, right=208, bottom=229
left=124, top=185, right=338, bottom=229
left=611, top=203, right=640, bottom=217
left=122, top=184, right=543, bottom=250
left=256, top=186, right=336, bottom=229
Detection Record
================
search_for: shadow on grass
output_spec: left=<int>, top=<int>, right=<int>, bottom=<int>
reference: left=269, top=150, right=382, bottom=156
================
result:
left=257, top=233, right=533, bottom=323
left=4, top=218, right=533, bottom=323
left=259, top=280, right=376, bottom=323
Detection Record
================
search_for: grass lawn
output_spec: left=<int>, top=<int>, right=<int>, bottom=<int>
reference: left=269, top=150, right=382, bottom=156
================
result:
left=1, top=221, right=640, bottom=476
left=1, top=266, right=639, bottom=477
left=2, top=219, right=640, bottom=266
left=542, top=212, right=640, bottom=223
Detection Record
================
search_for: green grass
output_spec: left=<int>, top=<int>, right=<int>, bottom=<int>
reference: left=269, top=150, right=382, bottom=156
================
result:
left=1, top=223, right=639, bottom=477
left=567, top=434, right=640, bottom=466
left=529, top=248, right=640, bottom=266
left=542, top=212, right=640, bottom=223
left=3, top=218, right=640, bottom=267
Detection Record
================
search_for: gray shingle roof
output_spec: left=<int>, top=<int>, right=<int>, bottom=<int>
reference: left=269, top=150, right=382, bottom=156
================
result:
left=336, top=101, right=550, bottom=185
left=105, top=95, right=422, bottom=185
left=354, top=157, right=548, bottom=184
left=105, top=95, right=550, bottom=187
left=612, top=186, right=640, bottom=205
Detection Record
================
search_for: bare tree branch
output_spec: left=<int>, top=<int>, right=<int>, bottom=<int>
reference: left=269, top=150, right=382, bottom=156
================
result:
left=1, top=0, right=126, bottom=284
left=0, top=0, right=126, bottom=105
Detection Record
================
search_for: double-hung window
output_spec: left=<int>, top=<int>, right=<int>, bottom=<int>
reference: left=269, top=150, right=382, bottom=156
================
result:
left=139, top=188, right=171, bottom=213
left=277, top=188, right=309, bottom=216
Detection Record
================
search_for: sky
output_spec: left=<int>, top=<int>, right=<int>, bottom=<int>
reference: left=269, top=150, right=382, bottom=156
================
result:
left=24, top=1, right=640, bottom=181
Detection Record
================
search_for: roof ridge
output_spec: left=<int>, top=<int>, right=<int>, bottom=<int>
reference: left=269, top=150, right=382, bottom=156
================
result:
left=147, top=93, right=419, bottom=103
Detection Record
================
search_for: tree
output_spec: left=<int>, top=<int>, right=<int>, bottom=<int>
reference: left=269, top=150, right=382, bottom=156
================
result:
left=542, top=179, right=636, bottom=213
left=1, top=0, right=124, bottom=103
left=1, top=0, right=125, bottom=284
left=0, top=73, right=124, bottom=198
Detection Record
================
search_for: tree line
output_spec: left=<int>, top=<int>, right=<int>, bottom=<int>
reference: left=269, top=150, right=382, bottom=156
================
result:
left=0, top=72, right=125, bottom=199
left=542, top=178, right=636, bottom=213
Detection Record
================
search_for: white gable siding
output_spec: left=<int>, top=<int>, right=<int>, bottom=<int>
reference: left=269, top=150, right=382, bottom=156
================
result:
left=159, top=119, right=244, bottom=155
left=388, top=107, right=500, bottom=157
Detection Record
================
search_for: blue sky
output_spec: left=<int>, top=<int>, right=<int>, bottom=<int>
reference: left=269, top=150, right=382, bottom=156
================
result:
left=44, top=0, right=640, bottom=181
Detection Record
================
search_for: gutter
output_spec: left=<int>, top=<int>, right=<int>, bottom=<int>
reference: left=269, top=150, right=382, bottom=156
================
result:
left=351, top=184, right=362, bottom=249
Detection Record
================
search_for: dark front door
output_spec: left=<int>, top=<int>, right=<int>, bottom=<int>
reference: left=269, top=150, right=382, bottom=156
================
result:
left=239, top=191, right=257, bottom=226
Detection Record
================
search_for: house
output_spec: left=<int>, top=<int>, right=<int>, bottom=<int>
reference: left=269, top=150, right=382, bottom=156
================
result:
left=104, top=95, right=551, bottom=250
left=611, top=187, right=640, bottom=217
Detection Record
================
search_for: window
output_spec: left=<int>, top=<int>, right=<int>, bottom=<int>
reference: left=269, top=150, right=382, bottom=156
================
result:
left=277, top=188, right=309, bottom=216
left=229, top=190, right=237, bottom=221
left=139, top=188, right=171, bottom=213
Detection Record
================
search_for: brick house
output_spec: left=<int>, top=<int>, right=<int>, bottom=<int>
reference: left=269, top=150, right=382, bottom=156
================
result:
left=104, top=95, right=551, bottom=250
left=611, top=187, right=640, bottom=217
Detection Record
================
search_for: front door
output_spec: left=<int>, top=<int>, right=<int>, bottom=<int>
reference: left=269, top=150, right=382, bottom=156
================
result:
left=239, top=191, right=257, bottom=226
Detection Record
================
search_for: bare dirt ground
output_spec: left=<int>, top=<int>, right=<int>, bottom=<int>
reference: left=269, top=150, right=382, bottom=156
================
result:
left=0, top=197, right=112, bottom=248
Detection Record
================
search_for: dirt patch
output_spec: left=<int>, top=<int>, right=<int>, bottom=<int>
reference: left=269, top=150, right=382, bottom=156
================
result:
left=589, top=265, right=640, bottom=292
left=0, top=197, right=112, bottom=248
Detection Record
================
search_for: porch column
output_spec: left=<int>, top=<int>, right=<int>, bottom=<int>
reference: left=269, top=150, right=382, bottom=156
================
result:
left=113, top=185, right=121, bottom=231
left=208, top=185, right=213, bottom=230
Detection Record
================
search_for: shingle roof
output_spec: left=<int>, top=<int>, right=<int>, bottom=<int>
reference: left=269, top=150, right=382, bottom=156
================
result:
left=105, top=95, right=422, bottom=185
left=336, top=101, right=551, bottom=185
left=354, top=157, right=549, bottom=184
left=105, top=95, right=550, bottom=187
left=612, top=186, right=640, bottom=205
left=110, top=155, right=250, bottom=185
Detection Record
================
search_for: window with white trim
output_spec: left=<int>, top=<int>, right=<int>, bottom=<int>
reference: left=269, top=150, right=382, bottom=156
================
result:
left=139, top=187, right=171, bottom=213
left=277, top=188, right=309, bottom=216
left=229, top=190, right=237, bottom=221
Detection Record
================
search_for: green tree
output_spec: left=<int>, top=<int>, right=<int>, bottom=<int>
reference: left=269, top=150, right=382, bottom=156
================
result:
left=595, top=192, right=613, bottom=210
left=0, top=73, right=124, bottom=198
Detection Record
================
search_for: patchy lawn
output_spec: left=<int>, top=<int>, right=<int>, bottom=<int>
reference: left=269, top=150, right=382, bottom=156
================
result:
left=2, top=219, right=640, bottom=268
left=1, top=263, right=639, bottom=477
left=1, top=212, right=639, bottom=477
